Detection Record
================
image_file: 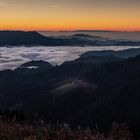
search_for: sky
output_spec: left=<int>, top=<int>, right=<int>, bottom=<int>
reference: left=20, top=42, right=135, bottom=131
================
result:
left=0, top=0, right=140, bottom=31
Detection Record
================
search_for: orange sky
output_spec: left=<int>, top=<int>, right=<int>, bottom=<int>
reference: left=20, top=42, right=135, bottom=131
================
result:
left=0, top=0, right=140, bottom=31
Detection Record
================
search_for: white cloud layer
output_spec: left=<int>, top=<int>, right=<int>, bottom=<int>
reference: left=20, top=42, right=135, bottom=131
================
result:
left=0, top=46, right=139, bottom=71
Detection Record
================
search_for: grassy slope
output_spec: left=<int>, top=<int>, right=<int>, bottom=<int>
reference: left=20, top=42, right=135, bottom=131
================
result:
left=0, top=120, right=133, bottom=140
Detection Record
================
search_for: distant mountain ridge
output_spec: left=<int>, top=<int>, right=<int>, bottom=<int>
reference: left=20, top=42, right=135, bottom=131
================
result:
left=71, top=34, right=102, bottom=38
left=0, top=31, right=140, bottom=46
left=0, top=31, right=62, bottom=46
left=74, top=30, right=116, bottom=32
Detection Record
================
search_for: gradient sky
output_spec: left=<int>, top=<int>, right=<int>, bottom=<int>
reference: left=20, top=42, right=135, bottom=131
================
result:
left=0, top=0, right=140, bottom=31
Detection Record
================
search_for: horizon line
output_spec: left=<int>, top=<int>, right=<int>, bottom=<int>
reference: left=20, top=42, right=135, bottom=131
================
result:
left=0, top=29, right=140, bottom=32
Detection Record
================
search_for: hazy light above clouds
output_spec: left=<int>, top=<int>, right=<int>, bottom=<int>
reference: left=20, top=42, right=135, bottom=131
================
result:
left=0, top=46, right=140, bottom=71
left=0, top=0, right=140, bottom=31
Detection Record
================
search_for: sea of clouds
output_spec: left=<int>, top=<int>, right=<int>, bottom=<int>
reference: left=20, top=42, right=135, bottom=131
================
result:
left=0, top=46, right=140, bottom=71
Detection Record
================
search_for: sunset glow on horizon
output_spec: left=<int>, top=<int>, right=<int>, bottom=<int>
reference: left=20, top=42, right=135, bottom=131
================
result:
left=0, top=0, right=140, bottom=31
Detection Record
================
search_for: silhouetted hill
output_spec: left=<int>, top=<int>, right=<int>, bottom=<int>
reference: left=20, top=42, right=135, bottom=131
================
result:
left=64, top=55, right=123, bottom=64
left=20, top=60, right=53, bottom=69
left=81, top=48, right=140, bottom=58
left=0, top=31, right=140, bottom=46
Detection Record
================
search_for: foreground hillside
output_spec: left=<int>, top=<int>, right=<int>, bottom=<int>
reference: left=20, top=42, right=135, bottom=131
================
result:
left=0, top=120, right=133, bottom=140
left=1, top=51, right=140, bottom=137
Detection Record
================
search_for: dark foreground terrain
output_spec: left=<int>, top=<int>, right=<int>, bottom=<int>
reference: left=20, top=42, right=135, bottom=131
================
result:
left=0, top=120, right=133, bottom=140
left=0, top=48, right=140, bottom=138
